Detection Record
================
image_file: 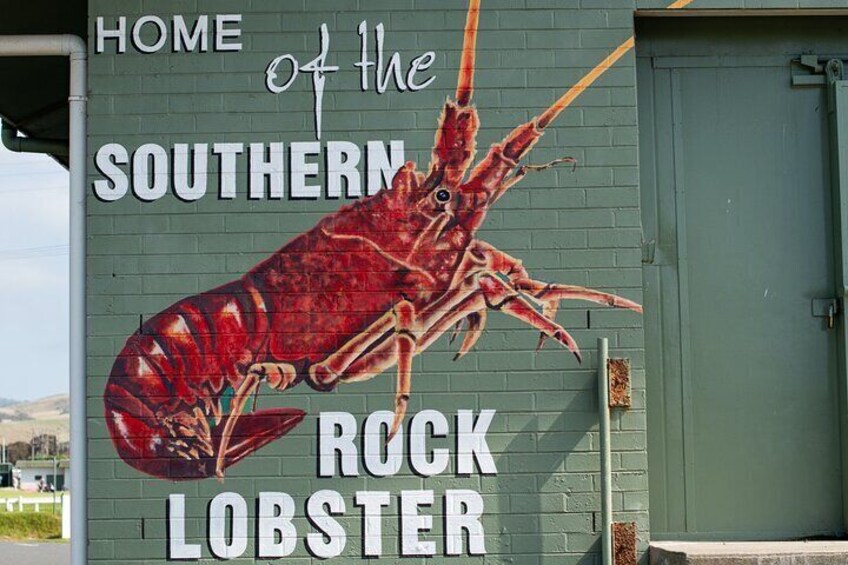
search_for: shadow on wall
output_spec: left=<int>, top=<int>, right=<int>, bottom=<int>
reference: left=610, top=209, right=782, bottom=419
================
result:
left=496, top=393, right=604, bottom=564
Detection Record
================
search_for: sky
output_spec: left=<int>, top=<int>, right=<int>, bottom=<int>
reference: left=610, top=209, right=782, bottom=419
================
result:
left=0, top=143, right=69, bottom=401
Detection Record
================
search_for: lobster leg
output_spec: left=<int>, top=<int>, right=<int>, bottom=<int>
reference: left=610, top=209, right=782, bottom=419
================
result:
left=454, top=310, right=486, bottom=361
left=318, top=261, right=488, bottom=387
left=309, top=310, right=398, bottom=386
left=246, top=361, right=299, bottom=391
left=472, top=240, right=642, bottom=312
left=514, top=279, right=643, bottom=313
left=536, top=301, right=561, bottom=352
left=390, top=300, right=417, bottom=441
left=339, top=270, right=584, bottom=382
left=337, top=271, right=584, bottom=435
left=490, top=156, right=578, bottom=206
left=472, top=240, right=641, bottom=348
left=477, top=274, right=582, bottom=361
left=215, top=373, right=262, bottom=479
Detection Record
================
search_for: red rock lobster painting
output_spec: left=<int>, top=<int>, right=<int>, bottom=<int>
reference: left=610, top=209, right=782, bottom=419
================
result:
left=104, top=0, right=642, bottom=481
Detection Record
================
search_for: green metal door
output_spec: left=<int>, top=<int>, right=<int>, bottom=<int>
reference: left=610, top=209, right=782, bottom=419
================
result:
left=46, top=473, right=65, bottom=491
left=637, top=17, right=848, bottom=540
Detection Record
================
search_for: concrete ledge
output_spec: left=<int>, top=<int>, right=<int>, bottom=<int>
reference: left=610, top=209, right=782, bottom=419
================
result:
left=651, top=541, right=848, bottom=565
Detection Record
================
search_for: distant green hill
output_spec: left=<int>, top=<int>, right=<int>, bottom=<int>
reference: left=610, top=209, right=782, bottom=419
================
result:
left=0, top=398, right=17, bottom=409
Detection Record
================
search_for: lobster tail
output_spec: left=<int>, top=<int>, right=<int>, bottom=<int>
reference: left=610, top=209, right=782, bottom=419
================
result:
left=104, top=378, right=177, bottom=479
left=104, top=295, right=305, bottom=481
left=213, top=407, right=306, bottom=473
left=105, top=362, right=305, bottom=480
left=104, top=344, right=221, bottom=480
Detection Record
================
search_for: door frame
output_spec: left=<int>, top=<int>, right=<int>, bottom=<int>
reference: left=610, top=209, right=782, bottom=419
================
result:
left=636, top=15, right=848, bottom=538
left=827, top=60, right=848, bottom=535
left=637, top=9, right=848, bottom=18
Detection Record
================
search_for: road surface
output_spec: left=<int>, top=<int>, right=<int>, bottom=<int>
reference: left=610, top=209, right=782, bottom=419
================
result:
left=0, top=541, right=69, bottom=565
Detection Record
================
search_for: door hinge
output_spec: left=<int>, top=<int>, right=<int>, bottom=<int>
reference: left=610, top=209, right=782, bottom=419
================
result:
left=792, top=55, right=847, bottom=87
left=642, top=239, right=656, bottom=265
left=812, top=298, right=841, bottom=329
left=827, top=59, right=845, bottom=113
left=827, top=59, right=845, bottom=84
left=641, top=239, right=673, bottom=266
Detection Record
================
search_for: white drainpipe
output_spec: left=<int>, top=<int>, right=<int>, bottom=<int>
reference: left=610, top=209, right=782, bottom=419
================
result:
left=0, top=35, right=87, bottom=565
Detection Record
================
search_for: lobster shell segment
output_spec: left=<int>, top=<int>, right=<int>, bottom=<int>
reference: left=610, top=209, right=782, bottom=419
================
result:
left=427, top=102, right=479, bottom=189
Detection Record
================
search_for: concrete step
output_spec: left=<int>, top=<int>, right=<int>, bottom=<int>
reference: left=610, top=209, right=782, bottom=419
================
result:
left=650, top=541, right=848, bottom=565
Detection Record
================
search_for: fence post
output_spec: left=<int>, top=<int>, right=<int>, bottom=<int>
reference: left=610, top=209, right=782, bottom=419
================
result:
left=61, top=494, right=71, bottom=539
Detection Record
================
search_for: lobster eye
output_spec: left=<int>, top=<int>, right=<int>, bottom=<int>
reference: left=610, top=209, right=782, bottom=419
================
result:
left=435, top=189, right=451, bottom=203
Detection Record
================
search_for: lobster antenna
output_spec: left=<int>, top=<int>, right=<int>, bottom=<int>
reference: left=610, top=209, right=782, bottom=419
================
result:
left=537, top=37, right=634, bottom=129
left=455, top=0, right=481, bottom=106
left=536, top=0, right=695, bottom=129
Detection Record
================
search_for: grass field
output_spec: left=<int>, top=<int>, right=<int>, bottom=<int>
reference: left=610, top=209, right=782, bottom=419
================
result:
left=0, top=489, right=64, bottom=514
left=0, top=489, right=57, bottom=499
left=0, top=511, right=61, bottom=540
left=0, top=488, right=64, bottom=539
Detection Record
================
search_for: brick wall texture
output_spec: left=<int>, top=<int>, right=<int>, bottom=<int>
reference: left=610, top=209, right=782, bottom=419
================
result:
left=85, top=0, right=831, bottom=563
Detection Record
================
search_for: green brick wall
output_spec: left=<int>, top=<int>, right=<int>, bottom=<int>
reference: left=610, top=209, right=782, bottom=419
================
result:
left=84, top=0, right=836, bottom=563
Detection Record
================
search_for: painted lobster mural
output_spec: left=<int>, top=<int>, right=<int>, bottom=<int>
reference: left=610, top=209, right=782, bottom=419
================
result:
left=104, top=0, right=642, bottom=481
